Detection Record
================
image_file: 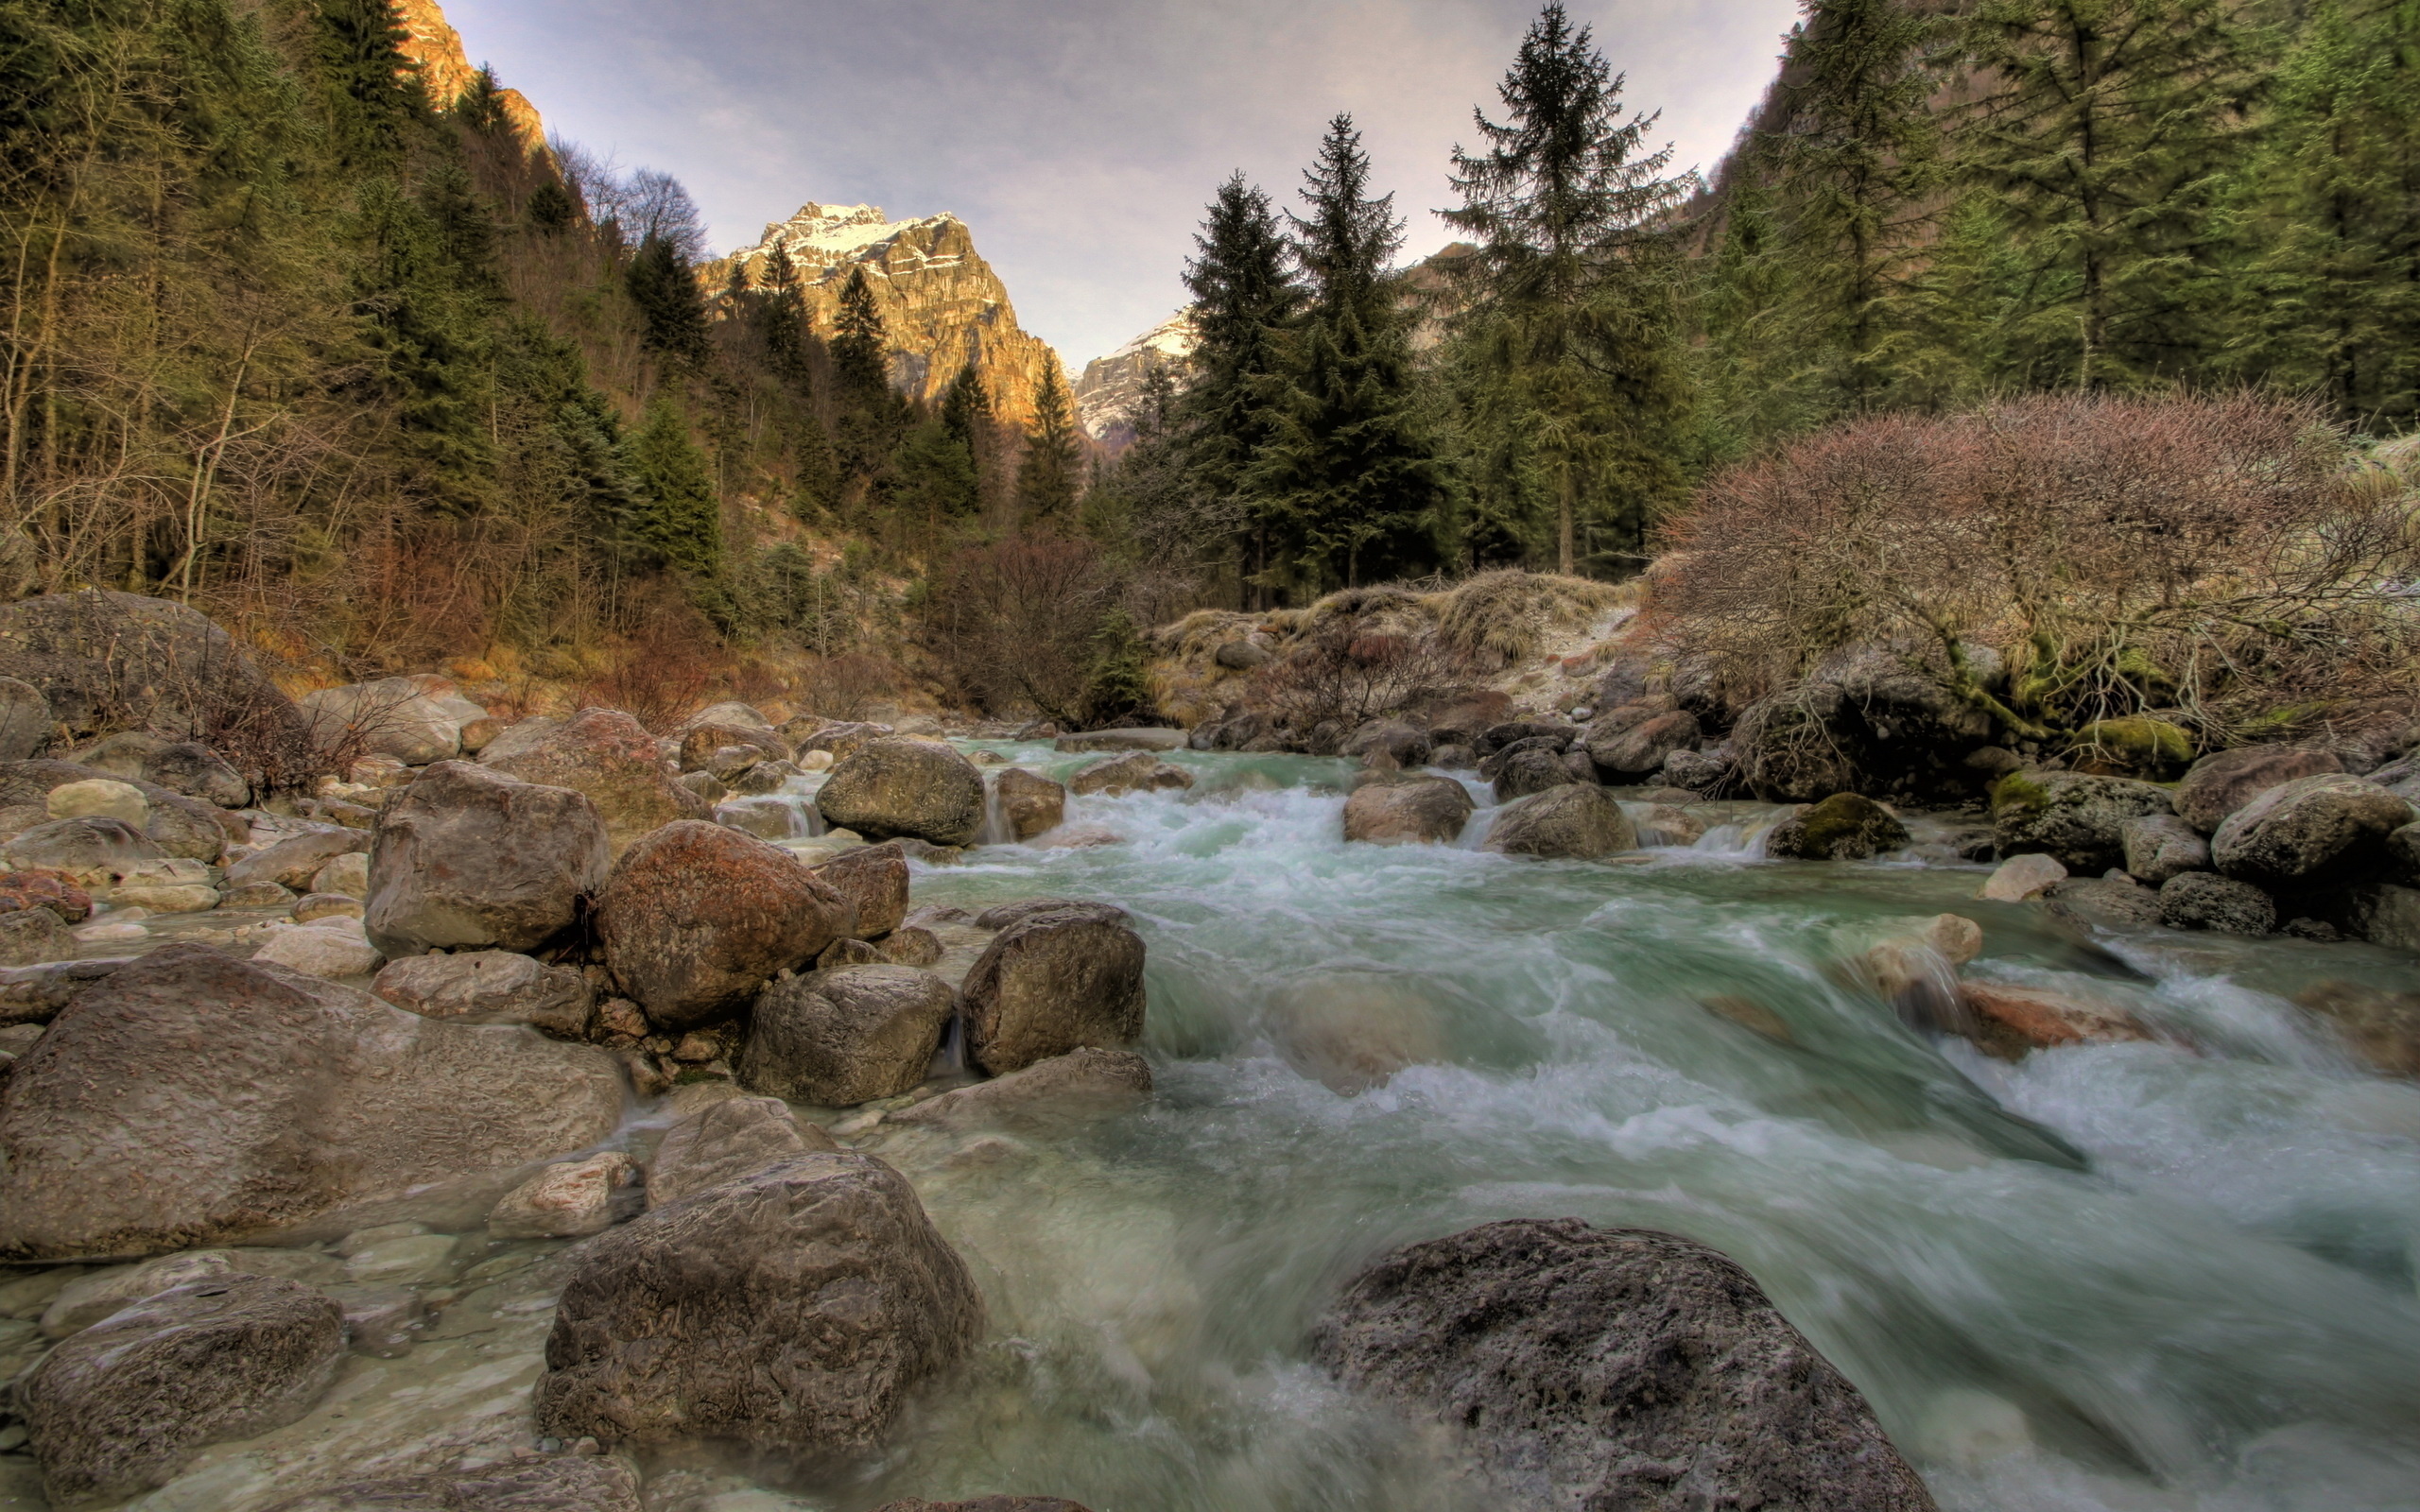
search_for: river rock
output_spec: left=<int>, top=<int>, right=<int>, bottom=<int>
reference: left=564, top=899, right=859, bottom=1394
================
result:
left=889, top=1047, right=1152, bottom=1132
left=2176, top=744, right=2344, bottom=833
left=1341, top=776, right=1474, bottom=845
left=46, top=776, right=147, bottom=825
left=480, top=708, right=709, bottom=854
left=21, top=1274, right=346, bottom=1504
left=873, top=1501, right=1091, bottom=1512
left=1311, top=1218, right=1935, bottom=1512
left=2210, top=773, right=2416, bottom=888
left=114, top=881, right=218, bottom=913
left=0, top=944, right=624, bottom=1260
left=372, top=950, right=592, bottom=1033
left=595, top=820, right=851, bottom=1031
left=1766, top=793, right=1908, bottom=860
left=1960, top=983, right=2152, bottom=1057
left=2158, top=871, right=2276, bottom=936
left=741, top=964, right=958, bottom=1106
left=1992, top=771, right=2173, bottom=873
left=297, top=678, right=474, bottom=766
left=1068, top=750, right=1194, bottom=796
left=2, top=814, right=164, bottom=881
left=678, top=722, right=788, bottom=773
left=882, top=925, right=945, bottom=966
left=1485, top=782, right=1637, bottom=860
left=961, top=906, right=1148, bottom=1075
left=0, top=906, right=75, bottom=966
left=0, top=677, right=48, bottom=760
left=137, top=739, right=250, bottom=807
left=1489, top=746, right=1581, bottom=802
left=996, top=766, right=1067, bottom=841
left=647, top=1095, right=838, bottom=1208
left=2045, top=876, right=2165, bottom=932
left=1342, top=718, right=1432, bottom=768
left=363, top=762, right=610, bottom=959
left=1585, top=709, right=1701, bottom=780
left=1052, top=728, right=1186, bottom=753
left=973, top=897, right=1126, bottom=930
left=534, top=1151, right=984, bottom=1453
left=810, top=839, right=911, bottom=939
left=792, top=720, right=891, bottom=763
left=266, top=1456, right=646, bottom=1512
left=489, top=1152, right=637, bottom=1240
left=1976, top=852, right=2066, bottom=902
left=2294, top=981, right=2420, bottom=1077
left=2120, top=814, right=2210, bottom=885
left=0, top=868, right=91, bottom=924
left=227, top=826, right=370, bottom=890
left=252, top=918, right=385, bottom=978
left=818, top=737, right=987, bottom=847
left=311, top=850, right=371, bottom=899
left=0, top=588, right=305, bottom=743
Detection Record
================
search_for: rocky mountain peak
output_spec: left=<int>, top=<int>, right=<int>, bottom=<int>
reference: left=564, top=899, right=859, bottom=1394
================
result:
left=1075, top=310, right=1198, bottom=450
left=392, top=0, right=545, bottom=150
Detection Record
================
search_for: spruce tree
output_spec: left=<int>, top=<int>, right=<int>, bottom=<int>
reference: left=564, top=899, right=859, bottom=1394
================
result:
left=309, top=0, right=420, bottom=167
left=1446, top=3, right=1694, bottom=574
left=619, top=397, right=722, bottom=575
left=1014, top=356, right=1083, bottom=524
left=626, top=234, right=710, bottom=366
left=1181, top=173, right=1300, bottom=602
left=754, top=243, right=808, bottom=388
left=831, top=265, right=904, bottom=480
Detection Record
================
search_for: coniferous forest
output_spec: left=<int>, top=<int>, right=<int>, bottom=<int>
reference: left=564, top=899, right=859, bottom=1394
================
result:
left=3, top=0, right=2415, bottom=701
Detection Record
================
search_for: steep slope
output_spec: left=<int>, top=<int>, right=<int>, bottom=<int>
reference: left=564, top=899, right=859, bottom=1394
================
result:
left=393, top=0, right=546, bottom=150
left=725, top=203, right=1064, bottom=430
left=1074, top=310, right=1198, bottom=449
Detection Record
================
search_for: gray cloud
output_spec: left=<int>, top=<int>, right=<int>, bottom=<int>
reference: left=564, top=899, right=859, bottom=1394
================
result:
left=445, top=0, right=1800, bottom=367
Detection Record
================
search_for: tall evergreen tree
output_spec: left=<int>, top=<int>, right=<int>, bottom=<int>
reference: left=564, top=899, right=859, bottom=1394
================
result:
left=618, top=396, right=722, bottom=575
left=1446, top=3, right=1694, bottom=574
left=309, top=0, right=419, bottom=167
left=626, top=233, right=709, bottom=365
left=1015, top=356, right=1083, bottom=524
left=830, top=265, right=903, bottom=482
left=753, top=243, right=809, bottom=388
left=1181, top=173, right=1300, bottom=603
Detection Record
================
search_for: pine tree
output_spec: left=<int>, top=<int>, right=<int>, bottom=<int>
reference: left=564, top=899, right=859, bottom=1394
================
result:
left=754, top=243, right=808, bottom=387
left=1958, top=0, right=2254, bottom=389
left=455, top=63, right=509, bottom=131
left=626, top=234, right=710, bottom=366
left=1014, top=356, right=1083, bottom=524
left=1182, top=173, right=1301, bottom=602
left=309, top=0, right=420, bottom=167
left=527, top=179, right=575, bottom=233
left=831, top=265, right=903, bottom=481
left=1446, top=3, right=1694, bottom=574
left=941, top=361, right=994, bottom=448
left=619, top=397, right=722, bottom=575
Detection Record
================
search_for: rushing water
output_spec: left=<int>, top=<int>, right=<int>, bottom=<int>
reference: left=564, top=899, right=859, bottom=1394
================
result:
left=19, top=745, right=2420, bottom=1511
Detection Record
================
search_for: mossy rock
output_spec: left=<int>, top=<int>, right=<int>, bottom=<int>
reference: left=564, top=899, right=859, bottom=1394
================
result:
left=1766, top=794, right=1910, bottom=861
left=2068, top=717, right=2195, bottom=778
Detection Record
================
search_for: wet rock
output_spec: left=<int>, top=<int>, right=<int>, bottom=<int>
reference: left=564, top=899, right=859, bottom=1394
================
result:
left=46, top=776, right=147, bottom=824
left=792, top=720, right=893, bottom=764
left=114, top=880, right=218, bottom=913
left=726, top=758, right=803, bottom=795
left=22, top=1274, right=346, bottom=1504
left=1992, top=771, right=2173, bottom=873
left=0, top=677, right=48, bottom=761
left=1340, top=718, right=1431, bottom=769
left=1585, top=709, right=1701, bottom=781
left=2, top=814, right=164, bottom=879
left=40, top=1250, right=248, bottom=1337
left=1484, top=782, right=1637, bottom=861
left=961, top=906, right=1148, bottom=1075
left=1311, top=1218, right=1935, bottom=1512
left=0, top=867, right=91, bottom=925
left=881, top=925, right=945, bottom=967
left=265, top=1456, right=646, bottom=1512
left=0, top=906, right=75, bottom=966
left=534, top=1152, right=984, bottom=1453
left=2121, top=814, right=2210, bottom=885
left=1268, top=979, right=1445, bottom=1092
left=1858, top=915, right=1983, bottom=1017
left=291, top=891, right=362, bottom=923
left=889, top=1047, right=1152, bottom=1132
left=2158, top=872, right=2276, bottom=936
left=2210, top=773, right=2415, bottom=889
left=973, top=897, right=1127, bottom=930
left=818, top=737, right=987, bottom=848
left=480, top=708, right=710, bottom=855
left=677, top=721, right=788, bottom=773
left=810, top=839, right=911, bottom=939
left=2045, top=876, right=2165, bottom=932
left=0, top=955, right=123, bottom=1024
left=1766, top=794, right=1909, bottom=861
left=254, top=918, right=386, bottom=978
left=298, top=678, right=472, bottom=766
left=1341, top=776, right=1474, bottom=845
left=321, top=1283, right=424, bottom=1359
left=2294, top=981, right=2420, bottom=1077
left=2342, top=882, right=2420, bottom=952
left=1632, top=802, right=1708, bottom=847
left=873, top=1500, right=1093, bottom=1512
left=2175, top=744, right=2343, bottom=833
left=995, top=767, right=1067, bottom=841
left=1051, top=728, right=1187, bottom=753
left=646, top=1095, right=838, bottom=1209
left=1067, top=751, right=1195, bottom=797
left=228, top=826, right=371, bottom=891
left=372, top=950, right=592, bottom=1034
left=1960, top=982, right=2152, bottom=1057
left=1662, top=747, right=1728, bottom=792
left=489, top=1152, right=637, bottom=1240
left=1488, top=746, right=1582, bottom=802
left=1976, top=853, right=2067, bottom=902
left=0, top=945, right=624, bottom=1260
left=594, top=820, right=851, bottom=1032
left=0, top=589, right=305, bottom=744
left=740, top=964, right=958, bottom=1106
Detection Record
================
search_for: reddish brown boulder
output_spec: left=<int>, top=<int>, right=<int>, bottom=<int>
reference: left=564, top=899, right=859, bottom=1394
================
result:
left=480, top=707, right=709, bottom=854
left=810, top=839, right=911, bottom=939
left=595, top=821, right=852, bottom=1031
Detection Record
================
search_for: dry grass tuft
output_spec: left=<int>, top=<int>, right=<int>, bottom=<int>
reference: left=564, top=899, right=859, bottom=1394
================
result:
left=1432, top=571, right=1624, bottom=668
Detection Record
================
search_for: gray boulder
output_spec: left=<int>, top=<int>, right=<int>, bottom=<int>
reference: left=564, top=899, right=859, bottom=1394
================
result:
left=1341, top=776, right=1473, bottom=845
left=1342, top=718, right=1432, bottom=767
left=363, top=761, right=610, bottom=958
left=594, top=820, right=851, bottom=1031
left=21, top=1274, right=345, bottom=1504
left=371, top=950, right=592, bottom=1034
left=740, top=964, right=958, bottom=1106
left=2211, top=773, right=2416, bottom=888
left=2175, top=744, right=2343, bottom=833
left=480, top=708, right=710, bottom=855
left=809, top=839, right=912, bottom=939
left=2045, top=876, right=2164, bottom=932
left=1765, top=794, right=1909, bottom=861
left=818, top=737, right=986, bottom=847
left=888, top=1046, right=1151, bottom=1133
left=1310, top=1219, right=1935, bottom=1512
left=534, top=1152, right=984, bottom=1453
left=973, top=897, right=1126, bottom=930
left=961, top=906, right=1148, bottom=1075
left=1050, top=728, right=1186, bottom=752
left=1992, top=771, right=2173, bottom=873
left=2, top=814, right=164, bottom=877
left=0, top=589, right=304, bottom=743
left=0, top=676, right=48, bottom=761
left=1585, top=708, right=1701, bottom=781
left=0, top=906, right=75, bottom=967
left=0, top=944, right=624, bottom=1260
left=2157, top=872, right=2276, bottom=936
left=1068, top=750, right=1194, bottom=796
left=646, top=1094, right=837, bottom=1209
left=0, top=758, right=230, bottom=862
left=996, top=766, right=1067, bottom=841
left=1491, top=746, right=1582, bottom=802
left=2121, top=814, right=2211, bottom=885
left=227, top=826, right=369, bottom=890
left=1484, top=782, right=1637, bottom=860
left=1662, top=747, right=1728, bottom=793
left=265, top=1456, right=644, bottom=1512
left=297, top=677, right=467, bottom=766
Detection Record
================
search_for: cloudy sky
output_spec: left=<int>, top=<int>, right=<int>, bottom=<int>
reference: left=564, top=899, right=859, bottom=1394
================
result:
left=443, top=0, right=1803, bottom=370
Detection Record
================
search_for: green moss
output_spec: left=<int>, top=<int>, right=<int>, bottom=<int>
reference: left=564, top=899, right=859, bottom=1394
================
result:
left=2072, top=716, right=2194, bottom=769
left=1990, top=771, right=2049, bottom=815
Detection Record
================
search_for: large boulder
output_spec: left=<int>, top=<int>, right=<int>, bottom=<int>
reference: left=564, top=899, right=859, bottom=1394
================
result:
left=266, top=1457, right=646, bottom=1512
left=371, top=949, right=593, bottom=1034
left=0, top=758, right=230, bottom=862
left=1484, top=782, right=1637, bottom=860
left=0, top=675, right=48, bottom=760
left=21, top=1274, right=346, bottom=1504
left=2210, top=773, right=2416, bottom=889
left=961, top=904, right=1148, bottom=1076
left=594, top=821, right=852, bottom=1032
left=1341, top=776, right=1474, bottom=845
left=0, top=944, right=625, bottom=1260
left=1342, top=718, right=1432, bottom=767
left=740, top=964, right=958, bottom=1106
left=0, top=589, right=305, bottom=743
left=1584, top=709, right=1701, bottom=781
left=2157, top=872, right=2276, bottom=936
left=533, top=1152, right=984, bottom=1454
left=888, top=1047, right=1152, bottom=1133
left=139, top=739, right=250, bottom=807
left=297, top=677, right=471, bottom=766
left=1311, top=1219, right=1934, bottom=1512
left=1991, top=770, right=2173, bottom=873
left=363, top=761, right=610, bottom=957
left=1765, top=794, right=1909, bottom=861
left=810, top=839, right=911, bottom=939
left=226, top=825, right=368, bottom=889
left=1051, top=728, right=1186, bottom=752
left=996, top=766, right=1067, bottom=841
left=818, top=738, right=987, bottom=847
left=1490, top=746, right=1582, bottom=802
left=2175, top=744, right=2344, bottom=834
left=1067, top=750, right=1194, bottom=796
left=1, top=815, right=164, bottom=879
left=645, top=1095, right=837, bottom=1209
left=2120, top=814, right=2210, bottom=885
left=480, top=708, right=710, bottom=854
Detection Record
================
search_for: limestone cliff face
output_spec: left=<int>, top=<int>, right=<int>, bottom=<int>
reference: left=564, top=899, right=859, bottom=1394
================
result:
left=1074, top=310, right=1197, bottom=451
left=728, top=204, right=1065, bottom=432
left=391, top=0, right=546, bottom=150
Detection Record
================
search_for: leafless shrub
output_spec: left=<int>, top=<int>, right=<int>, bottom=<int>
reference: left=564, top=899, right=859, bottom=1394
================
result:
left=1247, top=623, right=1478, bottom=737
left=1656, top=393, right=2420, bottom=746
left=925, top=536, right=1124, bottom=728
left=795, top=653, right=903, bottom=721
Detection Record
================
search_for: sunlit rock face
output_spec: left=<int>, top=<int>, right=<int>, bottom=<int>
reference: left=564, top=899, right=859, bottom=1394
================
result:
left=1074, top=310, right=1197, bottom=451
left=724, top=203, right=1069, bottom=431
left=391, top=0, right=547, bottom=150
